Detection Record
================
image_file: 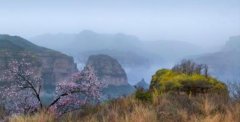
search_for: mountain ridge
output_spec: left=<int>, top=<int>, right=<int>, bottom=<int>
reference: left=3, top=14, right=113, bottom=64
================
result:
left=0, top=34, right=78, bottom=104
left=30, top=30, right=204, bottom=84
left=196, top=35, right=240, bottom=82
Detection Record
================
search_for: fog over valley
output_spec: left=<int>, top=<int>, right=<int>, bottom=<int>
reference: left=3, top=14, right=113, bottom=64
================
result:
left=29, top=31, right=240, bottom=85
left=0, top=0, right=239, bottom=84
left=1, top=0, right=240, bottom=121
left=30, top=30, right=206, bottom=84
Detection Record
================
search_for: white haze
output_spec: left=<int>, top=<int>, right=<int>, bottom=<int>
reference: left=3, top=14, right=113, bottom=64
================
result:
left=0, top=0, right=239, bottom=48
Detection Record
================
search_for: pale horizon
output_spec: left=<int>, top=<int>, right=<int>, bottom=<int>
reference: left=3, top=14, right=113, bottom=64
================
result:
left=0, top=0, right=239, bottom=48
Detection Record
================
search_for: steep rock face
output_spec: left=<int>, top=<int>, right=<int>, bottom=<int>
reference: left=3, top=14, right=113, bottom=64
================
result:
left=0, top=35, right=78, bottom=96
left=85, top=54, right=135, bottom=99
left=38, top=53, right=77, bottom=94
left=86, top=54, right=128, bottom=86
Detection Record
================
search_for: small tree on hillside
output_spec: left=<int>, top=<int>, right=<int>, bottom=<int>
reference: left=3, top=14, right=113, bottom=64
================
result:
left=172, top=59, right=209, bottom=77
left=0, top=59, right=102, bottom=115
left=49, top=66, right=103, bottom=116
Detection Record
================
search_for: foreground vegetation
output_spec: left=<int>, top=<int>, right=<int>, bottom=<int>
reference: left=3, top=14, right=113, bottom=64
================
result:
left=7, top=93, right=240, bottom=122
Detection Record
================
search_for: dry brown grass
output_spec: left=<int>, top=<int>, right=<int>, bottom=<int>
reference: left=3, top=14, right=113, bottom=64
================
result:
left=6, top=94, right=240, bottom=122
left=60, top=97, right=157, bottom=122
left=9, top=110, right=55, bottom=122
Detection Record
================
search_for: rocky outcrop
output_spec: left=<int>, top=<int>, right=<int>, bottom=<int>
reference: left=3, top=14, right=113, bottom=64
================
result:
left=85, top=54, right=135, bottom=99
left=0, top=35, right=78, bottom=97
left=85, top=54, right=128, bottom=87
left=135, top=78, right=149, bottom=90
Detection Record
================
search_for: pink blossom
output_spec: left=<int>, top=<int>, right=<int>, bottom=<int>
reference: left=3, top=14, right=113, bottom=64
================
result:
left=0, top=60, right=103, bottom=116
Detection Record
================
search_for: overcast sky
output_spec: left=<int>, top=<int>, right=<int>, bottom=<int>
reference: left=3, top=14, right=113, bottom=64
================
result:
left=0, top=0, right=239, bottom=46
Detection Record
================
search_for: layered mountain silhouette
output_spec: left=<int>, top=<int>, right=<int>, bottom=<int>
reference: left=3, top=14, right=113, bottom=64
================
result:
left=30, top=30, right=203, bottom=84
left=31, top=30, right=202, bottom=63
left=196, top=35, right=240, bottom=82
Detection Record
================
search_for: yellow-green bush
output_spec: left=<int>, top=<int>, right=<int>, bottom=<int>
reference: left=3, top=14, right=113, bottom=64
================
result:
left=150, top=69, right=228, bottom=95
left=135, top=88, right=152, bottom=102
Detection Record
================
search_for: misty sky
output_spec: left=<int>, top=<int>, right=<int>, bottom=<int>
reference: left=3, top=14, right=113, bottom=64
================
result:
left=0, top=0, right=239, bottom=46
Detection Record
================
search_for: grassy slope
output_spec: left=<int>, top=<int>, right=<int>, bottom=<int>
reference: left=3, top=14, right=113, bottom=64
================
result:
left=7, top=93, right=240, bottom=122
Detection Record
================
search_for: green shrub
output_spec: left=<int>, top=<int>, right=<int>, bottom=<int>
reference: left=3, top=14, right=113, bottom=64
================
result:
left=150, top=69, right=228, bottom=95
left=135, top=88, right=152, bottom=102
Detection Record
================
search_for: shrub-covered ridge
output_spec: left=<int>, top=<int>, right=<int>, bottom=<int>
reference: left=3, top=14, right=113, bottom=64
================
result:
left=150, top=60, right=228, bottom=95
left=150, top=69, right=227, bottom=95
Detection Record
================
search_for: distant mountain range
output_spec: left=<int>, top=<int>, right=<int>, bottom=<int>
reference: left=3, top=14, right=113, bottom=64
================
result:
left=31, top=30, right=203, bottom=63
left=30, top=30, right=204, bottom=84
left=196, top=35, right=240, bottom=82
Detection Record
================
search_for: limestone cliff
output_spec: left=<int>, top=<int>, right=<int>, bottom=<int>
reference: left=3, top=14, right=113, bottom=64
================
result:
left=85, top=54, right=128, bottom=87
left=85, top=54, right=135, bottom=99
left=0, top=35, right=78, bottom=97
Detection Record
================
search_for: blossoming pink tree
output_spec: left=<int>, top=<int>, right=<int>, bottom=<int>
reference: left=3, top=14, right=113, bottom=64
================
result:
left=0, top=60, right=42, bottom=114
left=0, top=59, right=102, bottom=115
left=48, top=66, right=103, bottom=116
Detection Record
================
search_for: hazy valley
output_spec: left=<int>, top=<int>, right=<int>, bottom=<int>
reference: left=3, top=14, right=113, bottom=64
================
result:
left=0, top=0, right=239, bottom=121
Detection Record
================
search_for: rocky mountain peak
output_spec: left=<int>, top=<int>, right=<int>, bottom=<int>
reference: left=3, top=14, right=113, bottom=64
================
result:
left=135, top=78, right=149, bottom=90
